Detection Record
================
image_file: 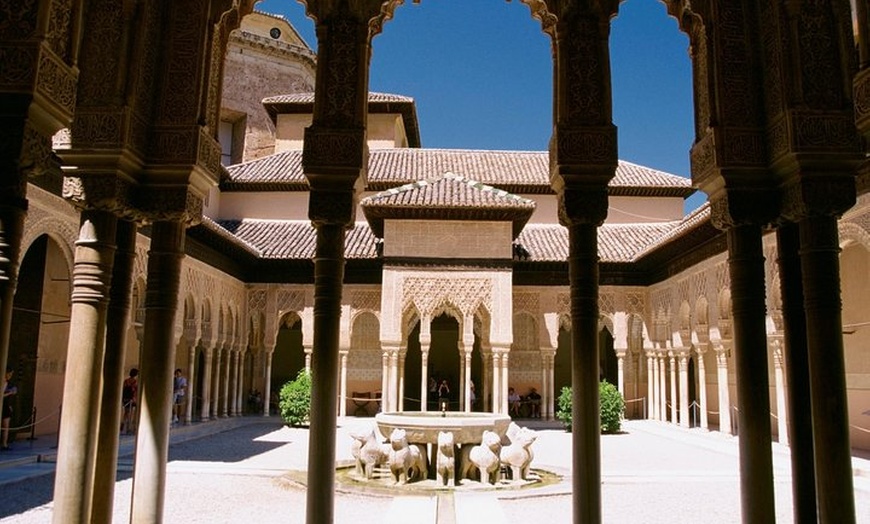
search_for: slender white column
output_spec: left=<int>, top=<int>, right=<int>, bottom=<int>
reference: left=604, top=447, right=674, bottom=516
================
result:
left=616, top=351, right=626, bottom=396
left=221, top=348, right=233, bottom=418
left=679, top=352, right=689, bottom=427
left=659, top=354, right=668, bottom=421
left=482, top=352, right=491, bottom=412
left=234, top=350, right=243, bottom=416
left=459, top=355, right=466, bottom=411
left=464, top=350, right=472, bottom=412
left=541, top=351, right=549, bottom=419
left=652, top=354, right=660, bottom=420
left=263, top=350, right=273, bottom=417
left=669, top=352, right=678, bottom=423
left=389, top=350, right=399, bottom=411
left=398, top=350, right=406, bottom=412
left=548, top=354, right=555, bottom=420
left=491, top=352, right=501, bottom=414
left=717, top=348, right=732, bottom=434
left=304, top=346, right=312, bottom=373
left=697, top=346, right=709, bottom=429
left=200, top=349, right=213, bottom=420
left=773, top=341, right=789, bottom=445
left=646, top=354, right=654, bottom=419
left=420, top=349, right=429, bottom=412
left=339, top=351, right=348, bottom=417
left=185, top=347, right=196, bottom=424
left=380, top=351, right=389, bottom=412
left=501, top=352, right=510, bottom=415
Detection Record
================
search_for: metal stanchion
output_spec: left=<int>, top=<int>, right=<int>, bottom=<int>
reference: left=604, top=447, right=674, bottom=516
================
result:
left=27, top=406, right=37, bottom=440
left=53, top=404, right=62, bottom=449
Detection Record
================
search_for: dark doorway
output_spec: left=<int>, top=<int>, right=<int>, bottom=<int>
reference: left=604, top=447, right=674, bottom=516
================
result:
left=554, top=327, right=572, bottom=415
left=426, top=314, right=460, bottom=409
left=599, top=328, right=617, bottom=385
left=404, top=323, right=422, bottom=411
left=272, top=316, right=305, bottom=395
left=688, top=356, right=698, bottom=427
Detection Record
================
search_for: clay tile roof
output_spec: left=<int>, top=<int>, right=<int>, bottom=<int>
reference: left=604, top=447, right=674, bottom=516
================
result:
left=223, top=148, right=695, bottom=197
left=632, top=202, right=712, bottom=259
left=513, top=222, right=678, bottom=263
left=224, top=150, right=306, bottom=190
left=212, top=219, right=378, bottom=259
left=261, top=92, right=421, bottom=147
left=360, top=172, right=536, bottom=238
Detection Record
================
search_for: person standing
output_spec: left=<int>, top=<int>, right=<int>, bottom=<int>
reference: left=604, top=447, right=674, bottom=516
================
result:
left=2, top=368, right=17, bottom=450
left=173, top=368, right=187, bottom=425
left=121, top=368, right=139, bottom=435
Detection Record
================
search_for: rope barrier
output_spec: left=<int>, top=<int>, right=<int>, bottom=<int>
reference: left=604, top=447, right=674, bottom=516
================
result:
left=8, top=405, right=62, bottom=432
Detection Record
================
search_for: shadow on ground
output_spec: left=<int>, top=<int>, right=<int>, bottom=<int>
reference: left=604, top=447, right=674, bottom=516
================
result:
left=168, top=422, right=288, bottom=463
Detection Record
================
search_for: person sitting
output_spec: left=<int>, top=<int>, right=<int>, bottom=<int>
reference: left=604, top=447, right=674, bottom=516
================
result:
left=526, top=387, right=542, bottom=418
left=508, top=387, right=521, bottom=417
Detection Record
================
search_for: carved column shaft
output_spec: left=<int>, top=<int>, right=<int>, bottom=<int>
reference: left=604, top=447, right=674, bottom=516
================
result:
left=398, top=350, right=406, bottom=412
left=420, top=345, right=429, bottom=412
left=646, top=355, right=654, bottom=419
left=210, top=348, right=222, bottom=419
left=697, top=348, right=709, bottom=430
left=678, top=354, right=689, bottom=427
left=500, top=351, right=510, bottom=415
left=53, top=210, right=118, bottom=524
left=491, top=352, right=501, bottom=414
left=800, top=216, right=856, bottom=523
left=263, top=350, right=273, bottom=417
left=339, top=351, right=348, bottom=417
left=92, top=220, right=137, bottom=524
left=668, top=352, right=678, bottom=423
left=727, top=224, right=776, bottom=523
left=716, top=349, right=732, bottom=435
left=185, top=347, right=196, bottom=423
left=201, top=349, right=213, bottom=420
left=380, top=350, right=389, bottom=411
left=772, top=343, right=788, bottom=446
left=305, top=220, right=348, bottom=523
left=659, top=353, right=667, bottom=421
left=221, top=344, right=231, bottom=417
left=130, top=220, right=185, bottom=524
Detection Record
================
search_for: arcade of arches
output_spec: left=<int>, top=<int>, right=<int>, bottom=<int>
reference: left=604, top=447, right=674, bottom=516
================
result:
left=1, top=1, right=870, bottom=524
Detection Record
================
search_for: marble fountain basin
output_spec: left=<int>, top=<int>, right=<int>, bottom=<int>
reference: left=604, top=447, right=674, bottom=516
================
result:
left=375, top=411, right=512, bottom=445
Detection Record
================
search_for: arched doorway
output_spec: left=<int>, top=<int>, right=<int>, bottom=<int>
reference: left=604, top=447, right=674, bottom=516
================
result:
left=554, top=326, right=572, bottom=414
left=688, top=355, right=698, bottom=427
left=9, top=235, right=71, bottom=439
left=272, top=312, right=305, bottom=395
left=599, top=327, right=617, bottom=385
left=418, top=314, right=461, bottom=410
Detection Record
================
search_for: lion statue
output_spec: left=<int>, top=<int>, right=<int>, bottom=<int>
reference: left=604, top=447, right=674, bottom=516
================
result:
left=350, top=426, right=389, bottom=480
left=461, top=429, right=502, bottom=484
left=436, top=430, right=456, bottom=486
left=388, top=428, right=427, bottom=484
left=500, top=424, right=537, bottom=481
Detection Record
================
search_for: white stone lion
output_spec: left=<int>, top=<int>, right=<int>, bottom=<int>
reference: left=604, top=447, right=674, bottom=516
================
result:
left=351, top=426, right=388, bottom=480
left=436, top=430, right=456, bottom=486
left=500, top=424, right=537, bottom=481
left=388, top=428, right=427, bottom=484
left=463, top=429, right=502, bottom=484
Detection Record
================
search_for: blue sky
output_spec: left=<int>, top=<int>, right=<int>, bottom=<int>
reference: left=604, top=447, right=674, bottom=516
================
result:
left=255, top=0, right=704, bottom=211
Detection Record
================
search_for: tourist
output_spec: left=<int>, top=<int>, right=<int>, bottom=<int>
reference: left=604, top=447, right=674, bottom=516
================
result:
left=2, top=367, right=17, bottom=450
left=122, top=368, right=139, bottom=435
left=437, top=379, right=450, bottom=410
left=526, top=387, right=542, bottom=418
left=508, top=387, right=521, bottom=417
left=173, top=368, right=187, bottom=425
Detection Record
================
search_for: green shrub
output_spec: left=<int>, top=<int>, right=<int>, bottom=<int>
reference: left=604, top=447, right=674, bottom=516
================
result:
left=555, top=380, right=626, bottom=434
left=279, top=369, right=311, bottom=427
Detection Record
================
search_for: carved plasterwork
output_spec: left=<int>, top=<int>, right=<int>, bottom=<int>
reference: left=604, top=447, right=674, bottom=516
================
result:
left=277, top=289, right=305, bottom=315
left=626, top=292, right=644, bottom=315
left=513, top=292, right=539, bottom=317
left=402, top=276, right=492, bottom=320
left=351, top=289, right=380, bottom=313
left=598, top=292, right=614, bottom=315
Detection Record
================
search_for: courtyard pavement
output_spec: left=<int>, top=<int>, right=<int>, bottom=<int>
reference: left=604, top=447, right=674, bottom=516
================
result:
left=0, top=416, right=869, bottom=523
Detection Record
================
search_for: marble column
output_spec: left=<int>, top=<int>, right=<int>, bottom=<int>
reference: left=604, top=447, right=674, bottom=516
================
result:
left=463, top=349, right=472, bottom=413
left=800, top=216, right=856, bottom=522
left=678, top=352, right=689, bottom=427
left=616, top=350, right=626, bottom=397
left=398, top=349, right=406, bottom=412
left=727, top=224, right=775, bottom=522
left=185, top=347, right=196, bottom=423
left=775, top=222, right=816, bottom=522
left=130, top=220, right=186, bottom=524
left=388, top=347, right=399, bottom=411
left=646, top=353, right=655, bottom=419
left=651, top=353, right=660, bottom=420
left=420, top=347, right=429, bottom=412
left=659, top=353, right=667, bottom=421
left=547, top=352, right=556, bottom=420
left=380, top=350, right=389, bottom=412
left=91, top=220, right=137, bottom=524
left=53, top=211, right=118, bottom=524
left=772, top=341, right=788, bottom=446
left=210, top=347, right=222, bottom=419
left=339, top=350, right=348, bottom=417
left=481, top=351, right=491, bottom=412
left=668, top=351, right=677, bottom=423
left=716, top=347, right=732, bottom=434
left=540, top=351, right=550, bottom=419
left=200, top=348, right=213, bottom=421
left=262, top=350, right=273, bottom=417
left=500, top=351, right=510, bottom=415
left=221, top=345, right=232, bottom=417
left=697, top=346, right=709, bottom=430
left=491, top=351, right=501, bottom=414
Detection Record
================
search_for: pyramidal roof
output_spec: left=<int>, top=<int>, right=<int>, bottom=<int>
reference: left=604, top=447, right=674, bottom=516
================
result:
left=361, top=172, right=536, bottom=238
